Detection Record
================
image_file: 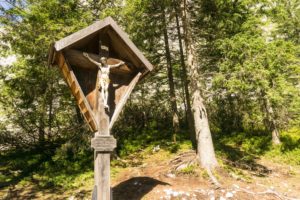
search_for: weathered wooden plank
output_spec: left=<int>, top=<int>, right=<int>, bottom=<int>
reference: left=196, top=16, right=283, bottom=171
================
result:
left=95, top=152, right=110, bottom=200
left=109, top=20, right=153, bottom=71
left=81, top=107, right=88, bottom=115
left=107, top=29, right=140, bottom=68
left=80, top=106, right=88, bottom=114
left=60, top=53, right=97, bottom=132
left=94, top=87, right=111, bottom=200
left=75, top=91, right=82, bottom=102
left=54, top=18, right=111, bottom=51
left=91, top=136, right=116, bottom=152
left=70, top=81, right=76, bottom=91
left=90, top=120, right=97, bottom=130
left=57, top=52, right=65, bottom=67
left=109, top=72, right=141, bottom=130
left=51, top=17, right=153, bottom=72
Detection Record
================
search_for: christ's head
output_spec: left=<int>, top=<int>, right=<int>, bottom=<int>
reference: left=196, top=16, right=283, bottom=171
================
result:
left=100, top=57, right=107, bottom=65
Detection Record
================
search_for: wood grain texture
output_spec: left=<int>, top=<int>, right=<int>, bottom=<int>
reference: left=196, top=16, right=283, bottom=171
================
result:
left=109, top=72, right=141, bottom=130
left=94, top=88, right=111, bottom=200
left=57, top=52, right=97, bottom=131
left=91, top=136, right=116, bottom=152
left=54, top=18, right=110, bottom=51
left=51, top=17, right=153, bottom=72
left=64, top=49, right=134, bottom=75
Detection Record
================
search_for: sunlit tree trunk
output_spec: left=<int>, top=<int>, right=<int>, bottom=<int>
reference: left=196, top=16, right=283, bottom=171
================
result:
left=182, top=0, right=218, bottom=169
left=262, top=95, right=281, bottom=145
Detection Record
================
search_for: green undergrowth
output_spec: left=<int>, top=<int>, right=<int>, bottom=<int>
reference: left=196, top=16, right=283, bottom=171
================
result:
left=215, top=127, right=300, bottom=167
left=115, top=127, right=192, bottom=157
left=111, top=138, right=192, bottom=168
left=0, top=130, right=193, bottom=192
left=1, top=127, right=299, bottom=195
left=264, top=127, right=300, bottom=165
left=0, top=142, right=94, bottom=191
left=177, top=164, right=198, bottom=175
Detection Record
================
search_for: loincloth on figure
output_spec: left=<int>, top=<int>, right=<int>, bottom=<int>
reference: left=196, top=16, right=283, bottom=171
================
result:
left=97, top=76, right=110, bottom=89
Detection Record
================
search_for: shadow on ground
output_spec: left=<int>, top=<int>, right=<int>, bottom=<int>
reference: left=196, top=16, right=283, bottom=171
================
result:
left=218, top=143, right=272, bottom=176
left=214, top=133, right=273, bottom=176
left=0, top=148, right=55, bottom=189
left=112, top=176, right=170, bottom=200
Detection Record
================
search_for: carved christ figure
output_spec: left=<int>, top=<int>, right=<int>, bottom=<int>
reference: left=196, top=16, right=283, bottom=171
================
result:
left=83, top=52, right=125, bottom=108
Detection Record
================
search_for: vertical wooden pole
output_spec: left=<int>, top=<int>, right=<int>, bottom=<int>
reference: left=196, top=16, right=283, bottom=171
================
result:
left=93, top=84, right=111, bottom=200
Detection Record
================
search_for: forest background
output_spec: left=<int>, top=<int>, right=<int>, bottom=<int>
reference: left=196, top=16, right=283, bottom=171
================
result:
left=0, top=0, right=299, bottom=198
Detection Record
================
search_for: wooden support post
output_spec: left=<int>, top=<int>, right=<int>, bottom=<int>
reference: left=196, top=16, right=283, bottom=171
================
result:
left=92, top=87, right=115, bottom=200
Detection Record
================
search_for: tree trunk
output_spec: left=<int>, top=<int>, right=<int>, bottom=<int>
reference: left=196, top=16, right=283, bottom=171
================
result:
left=262, top=95, right=281, bottom=145
left=38, top=118, right=45, bottom=145
left=162, top=9, right=180, bottom=143
left=173, top=0, right=196, bottom=147
left=182, top=0, right=218, bottom=169
left=272, top=127, right=281, bottom=145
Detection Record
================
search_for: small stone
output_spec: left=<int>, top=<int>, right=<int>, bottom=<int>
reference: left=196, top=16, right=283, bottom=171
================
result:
left=166, top=173, right=176, bottom=178
left=152, top=145, right=160, bottom=152
left=68, top=196, right=75, bottom=200
left=173, top=191, right=179, bottom=197
left=225, top=192, right=234, bottom=198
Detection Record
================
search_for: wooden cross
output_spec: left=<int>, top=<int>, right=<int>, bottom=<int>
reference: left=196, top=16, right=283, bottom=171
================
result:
left=48, top=17, right=153, bottom=200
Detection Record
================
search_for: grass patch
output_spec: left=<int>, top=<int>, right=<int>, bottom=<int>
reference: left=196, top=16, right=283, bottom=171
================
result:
left=215, top=127, right=300, bottom=177
left=178, top=164, right=197, bottom=175
left=264, top=128, right=300, bottom=165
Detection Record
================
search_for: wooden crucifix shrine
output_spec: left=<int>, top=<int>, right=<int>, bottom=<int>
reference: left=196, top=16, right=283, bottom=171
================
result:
left=48, top=17, right=153, bottom=200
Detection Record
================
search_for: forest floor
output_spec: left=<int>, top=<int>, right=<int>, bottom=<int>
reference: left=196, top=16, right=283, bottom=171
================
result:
left=1, top=143, right=300, bottom=200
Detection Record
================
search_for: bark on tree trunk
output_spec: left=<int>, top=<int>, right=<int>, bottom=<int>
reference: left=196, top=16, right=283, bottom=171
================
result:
left=183, top=0, right=218, bottom=169
left=187, top=43, right=218, bottom=168
left=262, top=95, right=281, bottom=145
left=38, top=119, right=45, bottom=145
left=162, top=9, right=180, bottom=143
left=174, top=0, right=196, bottom=147
left=272, top=127, right=281, bottom=145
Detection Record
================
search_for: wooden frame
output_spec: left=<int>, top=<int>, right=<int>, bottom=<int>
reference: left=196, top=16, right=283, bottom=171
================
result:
left=48, top=17, right=153, bottom=132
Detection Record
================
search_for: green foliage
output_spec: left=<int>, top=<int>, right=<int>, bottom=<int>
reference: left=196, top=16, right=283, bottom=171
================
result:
left=0, top=0, right=95, bottom=149
left=0, top=0, right=299, bottom=196
left=216, top=128, right=300, bottom=167
left=264, top=128, right=300, bottom=165
left=178, top=164, right=197, bottom=175
left=0, top=137, right=93, bottom=190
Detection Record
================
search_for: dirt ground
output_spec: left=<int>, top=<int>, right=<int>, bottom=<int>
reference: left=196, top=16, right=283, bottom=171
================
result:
left=111, top=151, right=300, bottom=200
left=1, top=150, right=300, bottom=200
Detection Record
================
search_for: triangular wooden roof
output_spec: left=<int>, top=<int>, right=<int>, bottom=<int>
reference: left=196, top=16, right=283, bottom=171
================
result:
left=48, top=17, right=153, bottom=132
left=49, top=16, right=153, bottom=72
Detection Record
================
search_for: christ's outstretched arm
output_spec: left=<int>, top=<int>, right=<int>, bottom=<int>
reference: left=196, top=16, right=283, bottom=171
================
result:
left=109, top=61, right=125, bottom=68
left=83, top=52, right=101, bottom=66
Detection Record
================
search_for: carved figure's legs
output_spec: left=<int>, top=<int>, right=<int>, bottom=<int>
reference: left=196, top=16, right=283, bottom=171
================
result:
left=100, top=79, right=109, bottom=108
left=103, top=83, right=109, bottom=108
